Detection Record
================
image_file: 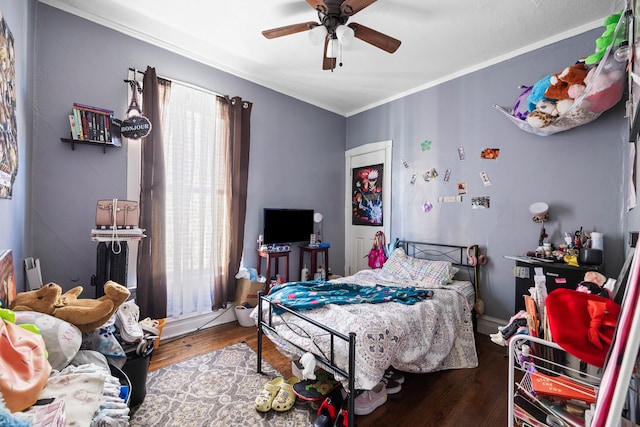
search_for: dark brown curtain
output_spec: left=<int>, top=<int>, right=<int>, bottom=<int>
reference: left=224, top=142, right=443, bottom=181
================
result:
left=218, top=96, right=252, bottom=308
left=136, top=66, right=169, bottom=319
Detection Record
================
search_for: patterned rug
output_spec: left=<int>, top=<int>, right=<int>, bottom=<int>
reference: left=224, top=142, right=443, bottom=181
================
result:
left=129, top=341, right=317, bottom=427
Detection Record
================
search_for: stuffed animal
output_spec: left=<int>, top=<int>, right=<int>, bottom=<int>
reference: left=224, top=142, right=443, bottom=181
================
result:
left=555, top=98, right=574, bottom=115
left=582, top=65, right=625, bottom=113
left=526, top=100, right=559, bottom=128
left=544, top=79, right=569, bottom=100
left=10, top=281, right=130, bottom=333
left=577, top=271, right=610, bottom=298
left=299, top=352, right=317, bottom=380
left=527, top=74, right=553, bottom=112
left=545, top=63, right=588, bottom=101
left=585, top=12, right=624, bottom=65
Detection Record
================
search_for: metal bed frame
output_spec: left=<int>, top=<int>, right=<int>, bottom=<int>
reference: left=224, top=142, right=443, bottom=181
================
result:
left=256, top=241, right=480, bottom=426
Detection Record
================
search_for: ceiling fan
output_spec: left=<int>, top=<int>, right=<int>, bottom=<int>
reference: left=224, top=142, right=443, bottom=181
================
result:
left=262, top=0, right=401, bottom=71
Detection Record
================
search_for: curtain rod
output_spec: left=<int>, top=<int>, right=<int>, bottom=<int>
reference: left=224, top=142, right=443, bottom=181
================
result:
left=128, top=67, right=226, bottom=98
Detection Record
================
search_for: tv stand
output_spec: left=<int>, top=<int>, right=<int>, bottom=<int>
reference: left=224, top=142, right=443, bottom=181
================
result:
left=299, top=245, right=329, bottom=281
left=257, top=249, right=290, bottom=286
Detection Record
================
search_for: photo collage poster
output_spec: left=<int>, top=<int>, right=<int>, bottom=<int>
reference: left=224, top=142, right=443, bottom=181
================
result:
left=0, top=11, right=16, bottom=199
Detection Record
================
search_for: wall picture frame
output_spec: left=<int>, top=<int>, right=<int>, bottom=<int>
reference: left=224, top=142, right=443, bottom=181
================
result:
left=0, top=12, right=16, bottom=199
left=352, top=163, right=383, bottom=226
left=0, top=249, right=16, bottom=308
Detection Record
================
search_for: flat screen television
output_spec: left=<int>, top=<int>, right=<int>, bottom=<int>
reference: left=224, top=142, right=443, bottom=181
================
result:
left=263, top=208, right=314, bottom=245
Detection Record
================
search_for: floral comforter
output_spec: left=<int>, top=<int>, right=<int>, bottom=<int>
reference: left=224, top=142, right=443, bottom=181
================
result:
left=251, top=269, right=478, bottom=391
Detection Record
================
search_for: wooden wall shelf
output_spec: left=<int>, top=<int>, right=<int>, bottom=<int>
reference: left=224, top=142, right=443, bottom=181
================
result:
left=60, top=138, right=120, bottom=153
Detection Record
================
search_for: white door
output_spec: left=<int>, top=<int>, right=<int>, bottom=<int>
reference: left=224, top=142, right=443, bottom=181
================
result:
left=345, top=141, right=392, bottom=276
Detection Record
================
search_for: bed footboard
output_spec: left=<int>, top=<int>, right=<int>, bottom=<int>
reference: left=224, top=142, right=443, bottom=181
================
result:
left=257, top=290, right=356, bottom=427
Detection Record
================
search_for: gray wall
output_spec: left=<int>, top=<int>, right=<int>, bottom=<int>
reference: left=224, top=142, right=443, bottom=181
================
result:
left=0, top=0, right=34, bottom=290
left=9, top=4, right=631, bottom=324
left=346, top=29, right=628, bottom=320
left=31, top=4, right=345, bottom=295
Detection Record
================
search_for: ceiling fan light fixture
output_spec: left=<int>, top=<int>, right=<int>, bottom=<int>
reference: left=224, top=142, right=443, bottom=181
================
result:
left=308, top=25, right=328, bottom=45
left=327, top=37, right=339, bottom=58
left=335, top=24, right=354, bottom=46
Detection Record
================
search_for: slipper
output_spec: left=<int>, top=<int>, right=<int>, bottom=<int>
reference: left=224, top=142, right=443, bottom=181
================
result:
left=293, top=369, right=340, bottom=401
left=255, top=377, right=283, bottom=412
left=272, top=376, right=300, bottom=412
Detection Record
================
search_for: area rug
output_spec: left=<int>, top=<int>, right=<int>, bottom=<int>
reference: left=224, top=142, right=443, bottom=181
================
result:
left=129, top=341, right=317, bottom=427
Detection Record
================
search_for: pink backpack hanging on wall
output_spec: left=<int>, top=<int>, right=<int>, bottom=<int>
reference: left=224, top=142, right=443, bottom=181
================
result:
left=368, top=231, right=388, bottom=269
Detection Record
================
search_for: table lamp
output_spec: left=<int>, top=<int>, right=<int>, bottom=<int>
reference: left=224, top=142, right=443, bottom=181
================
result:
left=529, top=202, right=549, bottom=247
left=314, top=212, right=324, bottom=243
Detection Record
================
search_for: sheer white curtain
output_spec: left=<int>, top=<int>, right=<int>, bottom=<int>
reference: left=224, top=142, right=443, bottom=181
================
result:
left=162, top=81, right=231, bottom=320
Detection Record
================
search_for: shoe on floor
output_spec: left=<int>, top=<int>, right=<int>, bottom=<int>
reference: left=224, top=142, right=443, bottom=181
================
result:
left=139, top=317, right=161, bottom=336
left=314, top=386, right=346, bottom=427
left=115, top=300, right=144, bottom=343
left=384, top=367, right=405, bottom=384
left=255, top=377, right=284, bottom=412
left=354, top=381, right=387, bottom=416
left=381, top=376, right=402, bottom=394
left=272, top=376, right=300, bottom=412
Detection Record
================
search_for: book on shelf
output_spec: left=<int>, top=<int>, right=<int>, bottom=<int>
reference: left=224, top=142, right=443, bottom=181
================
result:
left=68, top=103, right=121, bottom=146
left=530, top=371, right=597, bottom=404
left=68, top=115, right=80, bottom=140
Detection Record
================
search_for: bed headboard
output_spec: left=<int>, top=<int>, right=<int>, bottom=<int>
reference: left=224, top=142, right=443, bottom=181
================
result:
left=400, top=241, right=481, bottom=311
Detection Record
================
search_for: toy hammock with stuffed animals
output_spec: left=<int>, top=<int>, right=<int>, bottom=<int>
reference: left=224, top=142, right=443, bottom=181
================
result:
left=493, top=8, right=629, bottom=136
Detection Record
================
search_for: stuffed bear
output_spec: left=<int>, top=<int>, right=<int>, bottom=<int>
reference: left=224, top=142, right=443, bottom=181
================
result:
left=544, top=79, right=569, bottom=100
left=10, top=281, right=130, bottom=333
left=545, top=63, right=588, bottom=101
left=526, top=100, right=559, bottom=128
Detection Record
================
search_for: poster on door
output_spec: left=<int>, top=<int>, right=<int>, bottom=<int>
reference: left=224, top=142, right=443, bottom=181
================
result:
left=352, top=163, right=383, bottom=226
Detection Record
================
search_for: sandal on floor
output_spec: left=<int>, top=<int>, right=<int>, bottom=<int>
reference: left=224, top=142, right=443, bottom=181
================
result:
left=272, top=376, right=300, bottom=412
left=255, top=377, right=284, bottom=412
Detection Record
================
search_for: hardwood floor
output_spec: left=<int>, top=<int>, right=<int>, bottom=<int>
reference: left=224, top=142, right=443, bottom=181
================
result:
left=149, top=321, right=509, bottom=426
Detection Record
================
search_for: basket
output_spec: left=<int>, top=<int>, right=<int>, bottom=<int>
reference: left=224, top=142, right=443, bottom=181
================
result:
left=235, top=305, right=255, bottom=327
left=153, top=318, right=167, bottom=350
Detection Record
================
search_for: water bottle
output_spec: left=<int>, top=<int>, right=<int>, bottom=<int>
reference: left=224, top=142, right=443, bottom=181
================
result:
left=301, top=264, right=309, bottom=281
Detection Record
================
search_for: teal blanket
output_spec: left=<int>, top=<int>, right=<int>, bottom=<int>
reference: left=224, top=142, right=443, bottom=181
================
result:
left=266, top=280, right=434, bottom=313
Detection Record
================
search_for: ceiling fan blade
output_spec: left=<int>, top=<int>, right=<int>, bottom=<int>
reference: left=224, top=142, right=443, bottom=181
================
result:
left=322, top=36, right=337, bottom=70
left=262, top=21, right=318, bottom=39
left=341, top=0, right=377, bottom=16
left=348, top=22, right=401, bottom=53
left=306, top=0, right=328, bottom=13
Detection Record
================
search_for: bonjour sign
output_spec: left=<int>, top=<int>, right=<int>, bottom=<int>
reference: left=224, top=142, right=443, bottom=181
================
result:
left=120, top=115, right=152, bottom=140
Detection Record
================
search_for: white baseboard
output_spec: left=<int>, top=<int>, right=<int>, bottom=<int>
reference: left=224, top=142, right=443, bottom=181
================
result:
left=160, top=306, right=238, bottom=342
left=476, top=314, right=507, bottom=336
left=160, top=308, right=507, bottom=344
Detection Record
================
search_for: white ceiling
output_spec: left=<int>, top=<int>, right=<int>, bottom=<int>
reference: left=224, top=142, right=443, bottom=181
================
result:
left=39, top=0, right=619, bottom=116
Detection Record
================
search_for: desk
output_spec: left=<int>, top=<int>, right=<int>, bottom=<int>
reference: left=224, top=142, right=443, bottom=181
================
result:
left=508, top=257, right=602, bottom=312
left=299, top=245, right=329, bottom=280
left=257, top=249, right=290, bottom=283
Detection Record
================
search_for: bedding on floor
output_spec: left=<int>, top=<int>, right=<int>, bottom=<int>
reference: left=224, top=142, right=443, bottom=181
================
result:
left=253, top=267, right=478, bottom=391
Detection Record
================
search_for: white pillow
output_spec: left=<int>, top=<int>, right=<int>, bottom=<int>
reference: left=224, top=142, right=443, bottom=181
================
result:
left=382, top=247, right=455, bottom=286
left=14, top=311, right=82, bottom=371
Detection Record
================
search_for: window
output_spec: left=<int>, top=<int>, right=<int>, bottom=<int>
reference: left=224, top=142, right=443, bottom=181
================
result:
left=127, top=73, right=231, bottom=323
left=161, top=81, right=230, bottom=320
